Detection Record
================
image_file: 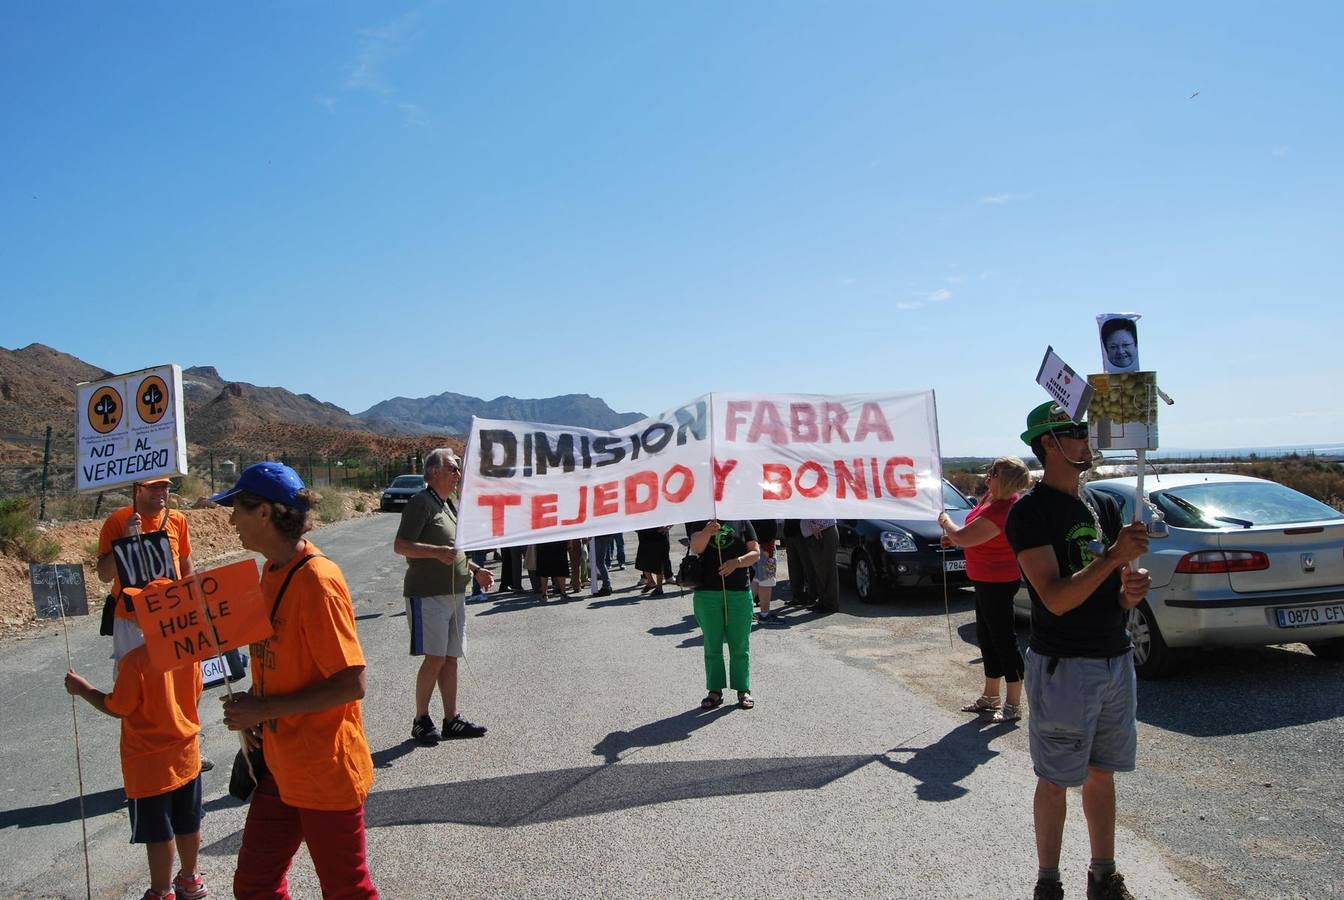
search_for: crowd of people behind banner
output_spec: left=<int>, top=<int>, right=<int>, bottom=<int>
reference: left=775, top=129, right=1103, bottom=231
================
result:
left=62, top=399, right=1151, bottom=900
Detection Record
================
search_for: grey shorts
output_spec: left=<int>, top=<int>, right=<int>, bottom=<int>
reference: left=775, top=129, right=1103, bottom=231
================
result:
left=406, top=593, right=466, bottom=658
left=1025, top=648, right=1137, bottom=788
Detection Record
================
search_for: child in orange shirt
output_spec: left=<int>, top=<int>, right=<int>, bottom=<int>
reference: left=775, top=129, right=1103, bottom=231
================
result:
left=65, top=628, right=207, bottom=900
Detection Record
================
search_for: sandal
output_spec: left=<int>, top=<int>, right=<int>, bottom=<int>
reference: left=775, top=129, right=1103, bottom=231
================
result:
left=737, top=691, right=755, bottom=710
left=700, top=690, right=723, bottom=710
left=960, top=695, right=1000, bottom=714
left=992, top=703, right=1022, bottom=723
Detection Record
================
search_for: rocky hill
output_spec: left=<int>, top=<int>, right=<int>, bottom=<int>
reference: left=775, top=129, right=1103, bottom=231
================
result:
left=358, top=392, right=644, bottom=434
left=0, top=344, right=643, bottom=465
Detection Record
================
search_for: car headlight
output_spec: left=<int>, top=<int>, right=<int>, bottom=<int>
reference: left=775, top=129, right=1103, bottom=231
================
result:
left=382, top=493, right=392, bottom=500
left=880, top=529, right=918, bottom=553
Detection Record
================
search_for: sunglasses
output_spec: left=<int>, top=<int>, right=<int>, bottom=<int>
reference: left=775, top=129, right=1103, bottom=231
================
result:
left=1050, top=424, right=1090, bottom=440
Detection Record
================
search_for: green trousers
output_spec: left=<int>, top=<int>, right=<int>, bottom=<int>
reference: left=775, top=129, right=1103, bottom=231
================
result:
left=693, top=588, right=753, bottom=692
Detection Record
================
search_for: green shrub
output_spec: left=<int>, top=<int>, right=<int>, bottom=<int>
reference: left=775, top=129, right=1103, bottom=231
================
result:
left=0, top=498, right=64, bottom=562
left=354, top=499, right=368, bottom=513
left=317, top=488, right=351, bottom=525
left=175, top=474, right=210, bottom=502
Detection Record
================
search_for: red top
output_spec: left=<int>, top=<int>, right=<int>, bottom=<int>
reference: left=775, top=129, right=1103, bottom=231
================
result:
left=964, top=496, right=1020, bottom=583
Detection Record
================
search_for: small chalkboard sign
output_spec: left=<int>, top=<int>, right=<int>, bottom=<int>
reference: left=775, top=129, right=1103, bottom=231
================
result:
left=30, top=563, right=89, bottom=618
left=111, top=530, right=178, bottom=590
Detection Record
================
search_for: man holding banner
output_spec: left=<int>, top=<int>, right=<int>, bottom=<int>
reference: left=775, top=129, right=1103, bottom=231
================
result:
left=394, top=448, right=492, bottom=745
left=97, top=477, right=194, bottom=667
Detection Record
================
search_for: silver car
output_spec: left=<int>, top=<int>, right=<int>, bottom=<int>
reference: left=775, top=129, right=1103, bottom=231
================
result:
left=1014, top=473, right=1344, bottom=677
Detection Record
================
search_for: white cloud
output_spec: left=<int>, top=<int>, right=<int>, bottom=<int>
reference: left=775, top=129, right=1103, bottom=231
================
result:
left=895, top=301, right=923, bottom=311
left=980, top=192, right=1028, bottom=206
left=1271, top=145, right=1291, bottom=158
left=946, top=274, right=968, bottom=285
left=343, top=7, right=433, bottom=125
left=926, top=288, right=953, bottom=303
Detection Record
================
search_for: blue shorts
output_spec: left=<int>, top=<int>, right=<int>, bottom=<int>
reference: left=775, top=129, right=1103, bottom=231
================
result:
left=127, top=774, right=203, bottom=844
left=1025, top=649, right=1137, bottom=788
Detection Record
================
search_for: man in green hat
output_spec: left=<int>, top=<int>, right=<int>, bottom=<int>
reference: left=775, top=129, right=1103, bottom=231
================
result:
left=1005, top=402, right=1152, bottom=900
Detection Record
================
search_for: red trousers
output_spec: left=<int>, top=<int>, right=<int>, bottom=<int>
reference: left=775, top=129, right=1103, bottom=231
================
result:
left=234, top=774, right=378, bottom=899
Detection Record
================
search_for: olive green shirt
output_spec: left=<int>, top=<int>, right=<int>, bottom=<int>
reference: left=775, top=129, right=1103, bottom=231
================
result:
left=397, top=488, right=471, bottom=597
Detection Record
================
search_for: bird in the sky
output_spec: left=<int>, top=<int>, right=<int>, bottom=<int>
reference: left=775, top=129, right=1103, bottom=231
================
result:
left=1188, top=90, right=1200, bottom=99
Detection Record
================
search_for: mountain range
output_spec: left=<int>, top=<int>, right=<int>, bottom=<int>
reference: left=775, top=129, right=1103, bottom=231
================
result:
left=0, top=343, right=644, bottom=455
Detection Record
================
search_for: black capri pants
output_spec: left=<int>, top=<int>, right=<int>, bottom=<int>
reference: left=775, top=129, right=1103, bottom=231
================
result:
left=973, top=578, right=1023, bottom=681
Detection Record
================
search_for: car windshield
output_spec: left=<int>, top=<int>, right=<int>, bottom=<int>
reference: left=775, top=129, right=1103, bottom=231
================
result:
left=1151, top=481, right=1344, bottom=529
left=942, top=481, right=973, bottom=510
left=391, top=476, right=425, bottom=488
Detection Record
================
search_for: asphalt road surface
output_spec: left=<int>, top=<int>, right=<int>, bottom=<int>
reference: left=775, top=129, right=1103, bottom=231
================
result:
left=1, top=514, right=1335, bottom=898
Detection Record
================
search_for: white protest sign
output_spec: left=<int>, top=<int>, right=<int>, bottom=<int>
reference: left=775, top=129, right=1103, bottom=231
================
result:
left=456, top=396, right=716, bottom=551
left=76, top=364, right=187, bottom=492
left=456, top=391, right=943, bottom=551
left=710, top=391, right=943, bottom=522
left=1034, top=346, right=1094, bottom=422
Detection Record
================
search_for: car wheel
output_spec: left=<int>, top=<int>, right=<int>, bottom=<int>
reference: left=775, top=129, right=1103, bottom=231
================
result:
left=853, top=553, right=879, bottom=604
left=1127, top=600, right=1177, bottom=679
left=1305, top=638, right=1344, bottom=661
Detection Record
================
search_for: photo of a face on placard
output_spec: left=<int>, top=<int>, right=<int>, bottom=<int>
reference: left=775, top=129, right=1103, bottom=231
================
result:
left=1097, top=314, right=1141, bottom=373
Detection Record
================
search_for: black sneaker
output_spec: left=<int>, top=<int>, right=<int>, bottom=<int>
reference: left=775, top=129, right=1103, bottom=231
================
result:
left=594, top=585, right=612, bottom=596
left=199, top=756, right=215, bottom=773
left=443, top=714, right=487, bottom=739
left=1086, top=871, right=1134, bottom=900
left=411, top=714, right=441, bottom=745
left=1033, top=879, right=1064, bottom=900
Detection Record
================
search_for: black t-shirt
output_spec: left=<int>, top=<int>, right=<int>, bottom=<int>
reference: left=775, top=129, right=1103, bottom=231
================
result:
left=1004, top=481, right=1131, bottom=658
left=750, top=518, right=779, bottom=544
left=688, top=520, right=759, bottom=592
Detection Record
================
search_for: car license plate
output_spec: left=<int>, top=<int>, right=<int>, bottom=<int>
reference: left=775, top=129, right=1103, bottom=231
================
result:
left=1275, top=603, right=1344, bottom=628
left=944, top=559, right=966, bottom=573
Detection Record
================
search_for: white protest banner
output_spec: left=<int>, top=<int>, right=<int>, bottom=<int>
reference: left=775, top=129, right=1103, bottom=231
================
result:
left=1034, top=346, right=1094, bottom=422
left=456, top=391, right=944, bottom=550
left=76, top=364, right=187, bottom=492
left=456, top=395, right=716, bottom=551
left=710, top=391, right=943, bottom=522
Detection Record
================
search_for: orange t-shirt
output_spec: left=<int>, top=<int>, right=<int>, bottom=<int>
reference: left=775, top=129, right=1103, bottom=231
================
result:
left=99, top=506, right=193, bottom=620
left=103, top=645, right=203, bottom=799
left=251, top=543, right=374, bottom=811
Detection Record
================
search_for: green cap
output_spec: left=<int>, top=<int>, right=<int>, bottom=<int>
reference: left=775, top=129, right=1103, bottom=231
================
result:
left=1020, top=401, right=1085, bottom=445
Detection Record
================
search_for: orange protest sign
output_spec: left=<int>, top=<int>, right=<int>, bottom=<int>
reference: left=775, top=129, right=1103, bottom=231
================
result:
left=126, top=559, right=271, bottom=672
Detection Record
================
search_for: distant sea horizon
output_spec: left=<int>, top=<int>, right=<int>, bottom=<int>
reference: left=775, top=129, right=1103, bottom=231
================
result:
left=951, top=442, right=1344, bottom=461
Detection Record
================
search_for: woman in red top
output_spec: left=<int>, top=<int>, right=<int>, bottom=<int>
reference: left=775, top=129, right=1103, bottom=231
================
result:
left=939, top=456, right=1032, bottom=723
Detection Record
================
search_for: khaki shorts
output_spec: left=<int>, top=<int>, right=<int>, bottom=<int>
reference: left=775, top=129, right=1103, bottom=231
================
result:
left=406, top=593, right=466, bottom=658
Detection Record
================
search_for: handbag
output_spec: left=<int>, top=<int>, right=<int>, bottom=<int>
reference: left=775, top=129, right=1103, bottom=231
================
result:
left=677, top=553, right=700, bottom=591
left=226, top=553, right=316, bottom=803
left=228, top=745, right=267, bottom=802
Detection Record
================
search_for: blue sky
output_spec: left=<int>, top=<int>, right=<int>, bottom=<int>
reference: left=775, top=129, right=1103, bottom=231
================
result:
left=4, top=2, right=1341, bottom=456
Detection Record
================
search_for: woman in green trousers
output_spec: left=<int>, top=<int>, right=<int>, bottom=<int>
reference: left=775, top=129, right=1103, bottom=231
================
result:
left=689, top=519, right=761, bottom=710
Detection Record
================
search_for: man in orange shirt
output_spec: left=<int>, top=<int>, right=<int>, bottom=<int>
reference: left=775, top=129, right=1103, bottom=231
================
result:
left=65, top=629, right=208, bottom=900
left=97, top=478, right=194, bottom=667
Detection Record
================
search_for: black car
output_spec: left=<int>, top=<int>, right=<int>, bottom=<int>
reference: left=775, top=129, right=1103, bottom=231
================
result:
left=836, top=480, right=976, bottom=602
left=380, top=474, right=426, bottom=512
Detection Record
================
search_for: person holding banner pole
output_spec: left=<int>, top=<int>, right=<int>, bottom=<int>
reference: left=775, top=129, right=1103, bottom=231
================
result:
left=394, top=448, right=492, bottom=743
left=211, top=462, right=379, bottom=899
left=688, top=519, right=760, bottom=710
left=938, top=456, right=1032, bottom=723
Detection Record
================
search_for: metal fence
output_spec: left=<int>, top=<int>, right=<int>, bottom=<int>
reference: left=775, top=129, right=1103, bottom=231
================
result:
left=0, top=429, right=428, bottom=520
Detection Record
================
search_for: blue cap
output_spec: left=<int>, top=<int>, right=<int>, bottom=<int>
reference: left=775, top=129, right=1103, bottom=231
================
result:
left=207, top=461, right=309, bottom=511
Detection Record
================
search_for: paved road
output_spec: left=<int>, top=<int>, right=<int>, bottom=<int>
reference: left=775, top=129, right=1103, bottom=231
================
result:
left=0, top=513, right=1281, bottom=898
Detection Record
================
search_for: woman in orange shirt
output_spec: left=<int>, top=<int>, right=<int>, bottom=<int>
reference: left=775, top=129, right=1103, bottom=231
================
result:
left=213, top=462, right=378, bottom=899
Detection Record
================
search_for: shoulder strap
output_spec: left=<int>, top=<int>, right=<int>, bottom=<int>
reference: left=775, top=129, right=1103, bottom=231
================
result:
left=270, top=554, right=317, bottom=625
